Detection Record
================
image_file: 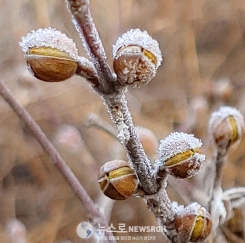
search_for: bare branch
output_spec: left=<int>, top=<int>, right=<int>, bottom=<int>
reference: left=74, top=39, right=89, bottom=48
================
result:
left=103, top=91, right=158, bottom=194
left=88, top=112, right=117, bottom=138
left=213, top=146, right=227, bottom=190
left=0, top=79, right=115, bottom=243
left=66, top=0, right=117, bottom=93
left=209, top=146, right=228, bottom=233
left=76, top=56, right=100, bottom=87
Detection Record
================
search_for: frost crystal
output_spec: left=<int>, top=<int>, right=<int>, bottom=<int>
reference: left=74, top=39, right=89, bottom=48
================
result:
left=157, top=132, right=203, bottom=162
left=19, top=27, right=78, bottom=60
left=113, top=29, right=162, bottom=68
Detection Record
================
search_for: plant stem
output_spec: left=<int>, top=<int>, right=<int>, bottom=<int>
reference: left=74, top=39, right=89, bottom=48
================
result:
left=0, top=79, right=115, bottom=243
left=213, top=146, right=227, bottom=190
left=209, top=145, right=227, bottom=236
left=76, top=56, right=100, bottom=87
left=66, top=0, right=158, bottom=194
left=88, top=112, right=117, bottom=138
left=65, top=1, right=179, bottom=241
left=103, top=91, right=158, bottom=194
left=66, top=0, right=116, bottom=94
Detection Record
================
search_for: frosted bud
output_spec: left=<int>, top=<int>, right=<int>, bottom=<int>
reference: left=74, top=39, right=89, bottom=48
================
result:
left=98, top=160, right=139, bottom=200
left=156, top=132, right=205, bottom=178
left=19, top=28, right=78, bottom=82
left=113, top=29, right=162, bottom=87
left=175, top=202, right=212, bottom=243
left=209, top=106, right=245, bottom=149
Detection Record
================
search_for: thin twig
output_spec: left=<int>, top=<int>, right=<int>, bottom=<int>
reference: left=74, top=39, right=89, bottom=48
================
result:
left=209, top=145, right=228, bottom=235
left=0, top=79, right=115, bottom=243
left=103, top=92, right=159, bottom=194
left=76, top=56, right=100, bottom=87
left=88, top=113, right=117, bottom=138
left=213, top=146, right=227, bottom=190
left=66, top=0, right=159, bottom=195
left=66, top=0, right=117, bottom=94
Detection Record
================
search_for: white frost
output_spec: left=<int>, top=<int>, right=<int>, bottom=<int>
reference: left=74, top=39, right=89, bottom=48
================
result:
left=19, top=27, right=78, bottom=60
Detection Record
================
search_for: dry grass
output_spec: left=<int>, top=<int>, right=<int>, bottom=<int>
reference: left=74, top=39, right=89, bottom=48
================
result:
left=1, top=0, right=245, bottom=242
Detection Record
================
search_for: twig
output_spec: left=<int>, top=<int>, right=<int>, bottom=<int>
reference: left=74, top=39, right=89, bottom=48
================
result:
left=88, top=113, right=117, bottom=138
left=66, top=0, right=159, bottom=195
left=0, top=79, right=115, bottom=243
left=103, top=92, right=159, bottom=194
left=209, top=145, right=228, bottom=235
left=213, top=146, right=227, bottom=190
left=65, top=1, right=179, bottom=241
left=76, top=56, right=100, bottom=87
left=66, top=0, right=116, bottom=93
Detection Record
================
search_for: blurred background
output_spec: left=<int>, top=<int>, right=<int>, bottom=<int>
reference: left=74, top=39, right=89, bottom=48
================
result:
left=1, top=0, right=245, bottom=242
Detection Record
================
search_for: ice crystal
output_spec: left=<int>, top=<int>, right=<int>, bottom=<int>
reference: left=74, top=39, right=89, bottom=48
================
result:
left=113, top=29, right=162, bottom=68
left=157, top=132, right=203, bottom=162
left=19, top=27, right=78, bottom=60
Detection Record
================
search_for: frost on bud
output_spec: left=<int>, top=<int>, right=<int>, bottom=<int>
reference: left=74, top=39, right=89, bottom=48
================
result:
left=156, top=132, right=205, bottom=179
left=19, top=27, right=78, bottom=82
left=175, top=202, right=212, bottom=243
left=209, top=106, right=245, bottom=149
left=113, top=29, right=162, bottom=87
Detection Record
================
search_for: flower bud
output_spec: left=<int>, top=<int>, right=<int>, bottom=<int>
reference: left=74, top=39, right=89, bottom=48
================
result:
left=209, top=106, right=245, bottom=149
left=175, top=202, right=212, bottom=243
left=156, top=132, right=205, bottom=178
left=98, top=160, right=139, bottom=200
left=19, top=28, right=78, bottom=82
left=113, top=29, right=162, bottom=87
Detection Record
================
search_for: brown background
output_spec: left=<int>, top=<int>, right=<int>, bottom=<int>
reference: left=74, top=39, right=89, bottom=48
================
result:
left=1, top=0, right=245, bottom=242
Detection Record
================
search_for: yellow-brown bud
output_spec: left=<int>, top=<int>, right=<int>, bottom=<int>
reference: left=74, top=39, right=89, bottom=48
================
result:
left=113, top=29, right=162, bottom=87
left=98, top=160, right=138, bottom=200
left=209, top=106, right=245, bottom=149
left=156, top=132, right=205, bottom=178
left=175, top=203, right=212, bottom=243
left=20, top=28, right=78, bottom=82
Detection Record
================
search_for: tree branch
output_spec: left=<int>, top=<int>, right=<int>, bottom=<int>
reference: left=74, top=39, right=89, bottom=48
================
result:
left=66, top=0, right=117, bottom=93
left=0, top=79, right=115, bottom=243
left=103, top=91, right=158, bottom=194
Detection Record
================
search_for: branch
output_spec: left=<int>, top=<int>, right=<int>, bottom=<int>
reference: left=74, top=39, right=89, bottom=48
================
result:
left=213, top=146, right=227, bottom=190
left=66, top=0, right=117, bottom=93
left=209, top=146, right=228, bottom=234
left=0, top=79, right=115, bottom=243
left=88, top=112, right=117, bottom=138
left=103, top=91, right=158, bottom=194
left=76, top=56, right=100, bottom=87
